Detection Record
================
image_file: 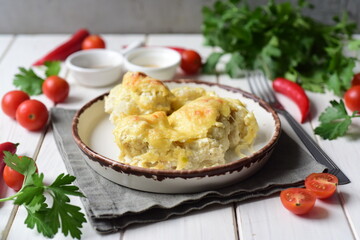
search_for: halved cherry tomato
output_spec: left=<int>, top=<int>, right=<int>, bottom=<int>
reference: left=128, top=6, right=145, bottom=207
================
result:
left=305, top=173, right=338, bottom=199
left=1, top=90, right=30, bottom=119
left=280, top=188, right=316, bottom=215
left=82, top=35, right=106, bottom=50
left=3, top=164, right=25, bottom=191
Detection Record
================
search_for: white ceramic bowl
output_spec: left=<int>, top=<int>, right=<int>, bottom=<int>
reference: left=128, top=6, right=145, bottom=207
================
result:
left=66, top=49, right=123, bottom=87
left=72, top=80, right=281, bottom=193
left=123, top=47, right=181, bottom=80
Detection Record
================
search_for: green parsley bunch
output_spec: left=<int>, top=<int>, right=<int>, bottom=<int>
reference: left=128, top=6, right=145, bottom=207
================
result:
left=202, top=0, right=358, bottom=96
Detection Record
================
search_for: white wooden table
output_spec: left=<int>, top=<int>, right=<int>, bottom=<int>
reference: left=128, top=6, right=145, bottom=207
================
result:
left=0, top=34, right=359, bottom=240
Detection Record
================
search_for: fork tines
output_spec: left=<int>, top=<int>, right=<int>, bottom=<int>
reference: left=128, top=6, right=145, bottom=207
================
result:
left=246, top=70, right=276, bottom=104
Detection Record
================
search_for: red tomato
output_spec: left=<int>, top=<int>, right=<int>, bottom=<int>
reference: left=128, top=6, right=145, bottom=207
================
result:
left=280, top=188, right=316, bottom=215
left=351, top=73, right=360, bottom=87
left=305, top=173, right=338, bottom=199
left=180, top=50, right=202, bottom=75
left=344, top=85, right=360, bottom=112
left=0, top=142, right=18, bottom=173
left=3, top=164, right=24, bottom=191
left=1, top=90, right=30, bottom=119
left=16, top=100, right=49, bottom=131
left=82, top=35, right=106, bottom=50
left=0, top=142, right=18, bottom=161
left=42, top=76, right=70, bottom=103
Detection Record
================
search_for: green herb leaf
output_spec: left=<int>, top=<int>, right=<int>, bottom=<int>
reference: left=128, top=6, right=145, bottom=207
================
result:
left=314, top=100, right=360, bottom=139
left=49, top=173, right=85, bottom=198
left=327, top=74, right=343, bottom=96
left=348, top=39, right=360, bottom=51
left=25, top=205, right=56, bottom=238
left=3, top=152, right=37, bottom=177
left=1, top=152, right=86, bottom=239
left=48, top=174, right=86, bottom=239
left=13, top=67, right=44, bottom=96
left=202, top=52, right=224, bottom=74
left=44, top=61, right=61, bottom=77
left=319, top=100, right=348, bottom=123
left=225, top=52, right=245, bottom=78
left=314, top=119, right=351, bottom=140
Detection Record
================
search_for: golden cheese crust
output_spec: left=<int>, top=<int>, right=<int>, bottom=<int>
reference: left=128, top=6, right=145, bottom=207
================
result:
left=105, top=72, right=258, bottom=170
left=105, top=72, right=175, bottom=123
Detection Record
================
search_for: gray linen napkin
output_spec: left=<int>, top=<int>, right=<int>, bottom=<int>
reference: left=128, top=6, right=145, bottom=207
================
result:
left=51, top=108, right=326, bottom=233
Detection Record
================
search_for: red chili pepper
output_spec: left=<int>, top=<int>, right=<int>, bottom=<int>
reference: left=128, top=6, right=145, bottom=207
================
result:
left=32, top=28, right=90, bottom=66
left=165, top=46, right=186, bottom=54
left=0, top=142, right=19, bottom=173
left=272, top=77, right=310, bottom=123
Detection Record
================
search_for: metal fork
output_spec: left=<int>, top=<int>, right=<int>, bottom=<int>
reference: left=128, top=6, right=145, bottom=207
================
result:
left=247, top=70, right=350, bottom=184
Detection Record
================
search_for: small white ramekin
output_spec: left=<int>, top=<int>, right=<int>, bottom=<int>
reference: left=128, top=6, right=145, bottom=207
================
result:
left=66, top=49, right=123, bottom=87
left=123, top=47, right=181, bottom=80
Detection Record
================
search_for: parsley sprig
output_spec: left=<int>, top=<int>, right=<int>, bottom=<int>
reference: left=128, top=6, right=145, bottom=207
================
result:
left=202, top=0, right=358, bottom=96
left=314, top=100, right=360, bottom=140
left=0, top=152, right=86, bottom=239
left=13, top=61, right=61, bottom=96
left=13, top=68, right=44, bottom=96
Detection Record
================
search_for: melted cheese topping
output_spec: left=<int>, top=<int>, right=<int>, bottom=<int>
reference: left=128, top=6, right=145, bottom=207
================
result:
left=170, top=86, right=215, bottom=110
left=168, top=96, right=231, bottom=140
left=106, top=72, right=259, bottom=170
left=105, top=72, right=174, bottom=122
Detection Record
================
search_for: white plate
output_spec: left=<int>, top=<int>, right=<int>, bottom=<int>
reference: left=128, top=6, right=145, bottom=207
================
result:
left=73, top=80, right=281, bottom=193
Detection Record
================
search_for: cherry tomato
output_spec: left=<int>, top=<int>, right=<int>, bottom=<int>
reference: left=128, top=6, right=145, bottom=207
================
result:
left=280, top=188, right=316, bottom=215
left=344, top=85, right=360, bottom=112
left=16, top=100, right=49, bottom=131
left=0, top=142, right=19, bottom=173
left=3, top=164, right=24, bottom=191
left=180, top=50, right=202, bottom=75
left=82, top=35, right=106, bottom=50
left=0, top=142, right=19, bottom=161
left=305, top=173, right=338, bottom=199
left=1, top=90, right=30, bottom=119
left=42, top=76, right=70, bottom=103
left=351, top=73, right=360, bottom=87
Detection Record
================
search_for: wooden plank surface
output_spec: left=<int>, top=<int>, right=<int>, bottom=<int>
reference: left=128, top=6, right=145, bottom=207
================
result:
left=309, top=91, right=360, bottom=240
left=0, top=35, right=67, bottom=239
left=5, top=34, right=147, bottom=240
left=7, top=127, right=120, bottom=240
left=1, top=0, right=360, bottom=34
left=217, top=75, right=356, bottom=240
left=1, top=33, right=359, bottom=240
left=0, top=34, right=15, bottom=238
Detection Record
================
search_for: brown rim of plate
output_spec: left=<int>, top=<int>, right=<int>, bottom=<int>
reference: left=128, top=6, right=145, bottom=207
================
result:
left=72, top=79, right=281, bottom=179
